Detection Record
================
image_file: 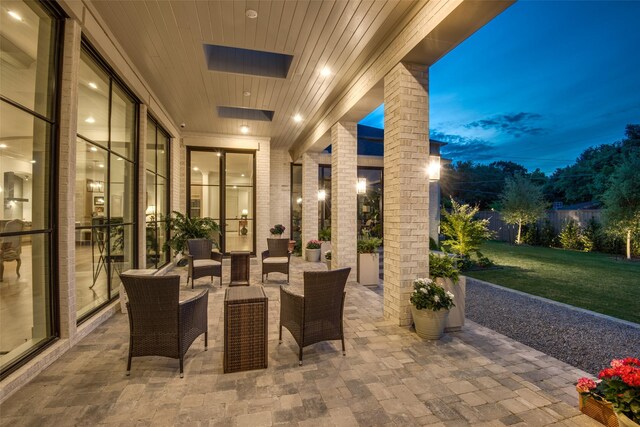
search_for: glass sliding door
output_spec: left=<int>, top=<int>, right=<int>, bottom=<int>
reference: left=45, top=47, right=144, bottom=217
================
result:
left=187, top=149, right=255, bottom=254
left=75, top=46, right=137, bottom=321
left=0, top=0, right=61, bottom=376
left=224, top=153, right=254, bottom=253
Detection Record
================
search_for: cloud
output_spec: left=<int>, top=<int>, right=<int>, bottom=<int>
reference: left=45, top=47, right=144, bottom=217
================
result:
left=430, top=131, right=497, bottom=161
left=465, top=112, right=546, bottom=137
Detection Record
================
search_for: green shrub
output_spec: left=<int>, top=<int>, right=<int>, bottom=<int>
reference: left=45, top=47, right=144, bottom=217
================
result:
left=540, top=219, right=557, bottom=247
left=440, top=198, right=493, bottom=259
left=357, top=237, right=382, bottom=254
left=428, top=253, right=459, bottom=282
left=559, top=219, right=583, bottom=250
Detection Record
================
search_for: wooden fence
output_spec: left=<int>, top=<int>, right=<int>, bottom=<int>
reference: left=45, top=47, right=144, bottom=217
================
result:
left=476, top=210, right=602, bottom=242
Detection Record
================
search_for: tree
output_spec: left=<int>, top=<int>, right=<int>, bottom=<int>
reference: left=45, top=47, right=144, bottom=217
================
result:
left=440, top=198, right=493, bottom=259
left=499, top=174, right=546, bottom=244
left=602, top=154, right=640, bottom=259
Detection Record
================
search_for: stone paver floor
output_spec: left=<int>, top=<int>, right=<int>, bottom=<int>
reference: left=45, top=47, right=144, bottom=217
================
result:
left=0, top=258, right=600, bottom=426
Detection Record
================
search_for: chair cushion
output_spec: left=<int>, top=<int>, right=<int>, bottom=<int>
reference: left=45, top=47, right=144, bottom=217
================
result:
left=263, top=257, right=289, bottom=264
left=193, top=259, right=221, bottom=268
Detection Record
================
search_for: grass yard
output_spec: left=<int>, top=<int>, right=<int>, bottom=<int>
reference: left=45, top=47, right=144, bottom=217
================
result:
left=465, top=241, right=640, bottom=324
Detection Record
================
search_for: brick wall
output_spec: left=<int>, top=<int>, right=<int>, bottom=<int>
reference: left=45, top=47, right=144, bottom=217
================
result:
left=383, top=62, right=430, bottom=326
left=302, top=152, right=319, bottom=257
left=270, top=149, right=292, bottom=238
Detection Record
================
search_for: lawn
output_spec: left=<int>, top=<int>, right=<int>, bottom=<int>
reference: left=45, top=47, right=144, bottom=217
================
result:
left=464, top=241, right=640, bottom=324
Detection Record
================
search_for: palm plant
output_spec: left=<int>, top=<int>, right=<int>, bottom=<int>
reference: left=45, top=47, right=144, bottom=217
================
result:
left=165, top=211, right=220, bottom=258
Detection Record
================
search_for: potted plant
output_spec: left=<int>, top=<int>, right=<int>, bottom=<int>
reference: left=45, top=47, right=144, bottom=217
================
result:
left=165, top=211, right=220, bottom=266
left=577, top=358, right=640, bottom=427
left=429, top=252, right=465, bottom=332
left=305, top=239, right=322, bottom=262
left=357, top=236, right=382, bottom=286
left=270, top=224, right=286, bottom=238
left=324, top=250, right=332, bottom=270
left=409, top=278, right=455, bottom=340
left=319, top=227, right=332, bottom=257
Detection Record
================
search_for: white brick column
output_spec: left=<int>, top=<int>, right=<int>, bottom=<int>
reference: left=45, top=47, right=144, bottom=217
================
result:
left=270, top=149, right=292, bottom=238
left=331, top=122, right=358, bottom=280
left=178, top=139, right=186, bottom=213
left=137, top=106, right=148, bottom=268
left=383, top=62, right=430, bottom=326
left=255, top=141, right=271, bottom=256
left=57, top=19, right=81, bottom=338
left=301, top=152, right=319, bottom=257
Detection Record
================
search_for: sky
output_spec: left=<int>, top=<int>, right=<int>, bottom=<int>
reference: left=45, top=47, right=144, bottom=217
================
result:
left=359, top=0, right=640, bottom=174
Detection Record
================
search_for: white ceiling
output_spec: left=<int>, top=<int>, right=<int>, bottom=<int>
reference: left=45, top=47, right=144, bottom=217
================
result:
left=89, top=0, right=419, bottom=149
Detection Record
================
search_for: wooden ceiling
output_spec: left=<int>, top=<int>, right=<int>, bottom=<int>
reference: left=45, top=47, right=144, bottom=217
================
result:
left=90, top=0, right=420, bottom=149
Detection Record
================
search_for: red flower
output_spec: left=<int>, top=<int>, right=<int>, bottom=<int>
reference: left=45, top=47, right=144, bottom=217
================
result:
left=577, top=377, right=597, bottom=393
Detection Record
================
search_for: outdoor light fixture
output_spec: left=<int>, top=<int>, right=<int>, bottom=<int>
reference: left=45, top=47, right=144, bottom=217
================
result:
left=85, top=116, right=95, bottom=124
left=88, top=82, right=98, bottom=89
left=240, top=125, right=250, bottom=134
left=427, top=155, right=441, bottom=180
left=296, top=197, right=302, bottom=205
left=320, top=66, right=331, bottom=77
left=357, top=178, right=367, bottom=194
left=8, top=10, right=23, bottom=21
left=317, top=189, right=326, bottom=201
left=293, top=114, right=302, bottom=123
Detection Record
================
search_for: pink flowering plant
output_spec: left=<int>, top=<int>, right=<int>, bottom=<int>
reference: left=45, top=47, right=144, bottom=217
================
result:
left=409, top=278, right=455, bottom=311
left=577, top=357, right=640, bottom=422
left=306, top=239, right=322, bottom=250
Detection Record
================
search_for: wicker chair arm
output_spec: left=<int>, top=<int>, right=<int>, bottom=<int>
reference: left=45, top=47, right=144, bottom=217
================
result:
left=180, top=289, right=208, bottom=307
left=187, top=254, right=194, bottom=266
left=210, top=251, right=223, bottom=262
left=261, top=250, right=270, bottom=260
left=280, top=286, right=304, bottom=314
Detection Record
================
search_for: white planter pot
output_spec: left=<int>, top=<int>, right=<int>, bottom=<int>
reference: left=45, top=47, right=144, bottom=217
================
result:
left=306, top=248, right=321, bottom=262
left=358, top=253, right=379, bottom=286
left=411, top=306, right=449, bottom=340
left=321, top=241, right=332, bottom=257
left=435, top=277, right=466, bottom=332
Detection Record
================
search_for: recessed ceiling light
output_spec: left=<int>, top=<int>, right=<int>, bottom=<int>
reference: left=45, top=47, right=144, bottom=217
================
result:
left=233, top=185, right=237, bottom=189
left=320, top=66, right=331, bottom=77
left=85, top=116, right=96, bottom=124
left=241, top=174, right=245, bottom=177
left=245, top=9, right=258, bottom=19
left=243, top=91, right=251, bottom=97
left=0, top=144, right=7, bottom=149
left=216, top=152, right=221, bottom=157
left=293, top=114, right=303, bottom=123
left=8, top=10, right=23, bottom=21
left=90, top=146, right=98, bottom=152
left=193, top=167, right=199, bottom=171
left=240, top=125, right=249, bottom=134
left=98, top=164, right=104, bottom=168
left=88, top=82, right=98, bottom=89
left=30, top=160, right=36, bottom=164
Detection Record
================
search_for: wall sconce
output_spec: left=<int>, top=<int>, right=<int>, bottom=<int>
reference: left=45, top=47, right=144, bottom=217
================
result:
left=357, top=178, right=367, bottom=194
left=427, top=156, right=441, bottom=181
left=317, top=189, right=326, bottom=201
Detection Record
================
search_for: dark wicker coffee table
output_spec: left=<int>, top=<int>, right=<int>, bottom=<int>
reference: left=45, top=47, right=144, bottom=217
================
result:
left=229, top=251, right=250, bottom=286
left=223, top=286, right=268, bottom=373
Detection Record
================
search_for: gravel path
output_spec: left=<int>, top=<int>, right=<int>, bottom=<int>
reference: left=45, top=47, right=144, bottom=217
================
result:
left=465, top=277, right=640, bottom=375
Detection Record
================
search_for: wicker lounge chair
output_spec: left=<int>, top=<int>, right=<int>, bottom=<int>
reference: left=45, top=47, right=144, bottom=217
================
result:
left=262, top=238, right=291, bottom=283
left=279, top=267, right=351, bottom=365
left=186, top=238, right=222, bottom=288
left=121, top=274, right=208, bottom=378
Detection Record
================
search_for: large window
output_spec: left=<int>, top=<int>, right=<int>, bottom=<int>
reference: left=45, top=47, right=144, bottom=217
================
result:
left=75, top=46, right=137, bottom=321
left=318, top=165, right=331, bottom=233
left=0, top=0, right=61, bottom=376
left=145, top=117, right=169, bottom=268
left=188, top=149, right=255, bottom=254
left=290, top=164, right=302, bottom=251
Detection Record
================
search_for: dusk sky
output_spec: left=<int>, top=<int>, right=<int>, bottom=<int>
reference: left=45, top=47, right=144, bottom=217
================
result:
left=359, top=0, right=640, bottom=174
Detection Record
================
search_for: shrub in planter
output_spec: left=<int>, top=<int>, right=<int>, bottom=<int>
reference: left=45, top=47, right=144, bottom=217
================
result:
left=165, top=211, right=220, bottom=265
left=324, top=250, right=332, bottom=270
left=577, top=357, right=640, bottom=426
left=270, top=224, right=286, bottom=237
left=305, top=239, right=322, bottom=262
left=409, top=278, right=455, bottom=340
left=357, top=237, right=382, bottom=286
left=429, top=253, right=464, bottom=331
